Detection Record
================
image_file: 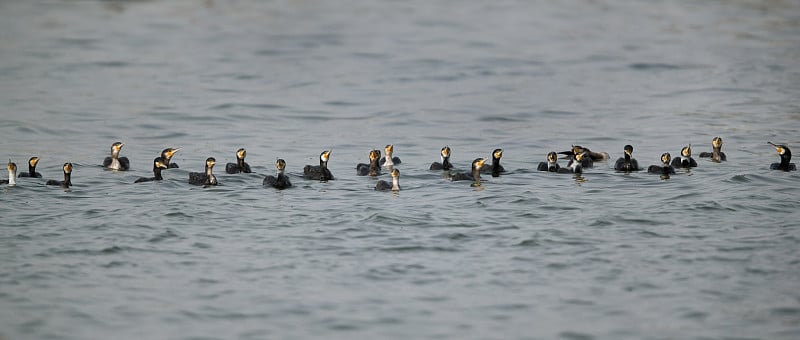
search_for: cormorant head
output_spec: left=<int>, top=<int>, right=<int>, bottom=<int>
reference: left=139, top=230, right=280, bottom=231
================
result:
left=205, top=157, right=216, bottom=169
left=154, top=157, right=168, bottom=169
left=681, top=145, right=692, bottom=157
left=492, top=149, right=503, bottom=160
left=712, top=137, right=723, bottom=148
left=111, top=142, right=124, bottom=156
left=572, top=145, right=586, bottom=155
left=661, top=152, right=672, bottom=165
left=29, top=157, right=39, bottom=168
left=369, top=149, right=381, bottom=161
left=7, top=160, right=16, bottom=173
left=472, top=158, right=486, bottom=170
left=236, top=148, right=246, bottom=160
left=384, top=144, right=394, bottom=155
left=623, top=145, right=634, bottom=156
left=276, top=158, right=287, bottom=171
left=320, top=150, right=331, bottom=162
left=161, top=147, right=181, bottom=161
left=391, top=168, right=400, bottom=178
left=63, top=162, right=73, bottom=174
left=769, top=142, right=790, bottom=156
left=441, top=146, right=451, bottom=158
left=547, top=151, right=558, bottom=163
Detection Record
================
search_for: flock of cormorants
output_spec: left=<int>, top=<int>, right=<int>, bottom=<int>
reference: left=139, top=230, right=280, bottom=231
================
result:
left=0, top=137, right=796, bottom=190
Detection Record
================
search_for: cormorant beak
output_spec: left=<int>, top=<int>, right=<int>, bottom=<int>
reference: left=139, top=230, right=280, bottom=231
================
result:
left=207, top=159, right=216, bottom=167
left=768, top=142, right=784, bottom=155
left=321, top=150, right=331, bottom=162
left=442, top=147, right=450, bottom=158
left=237, top=149, right=246, bottom=159
left=165, top=148, right=181, bottom=158
left=30, top=157, right=40, bottom=167
left=64, top=163, right=73, bottom=173
left=391, top=168, right=400, bottom=177
left=385, top=144, right=393, bottom=154
left=494, top=149, right=503, bottom=159
left=474, top=158, right=486, bottom=168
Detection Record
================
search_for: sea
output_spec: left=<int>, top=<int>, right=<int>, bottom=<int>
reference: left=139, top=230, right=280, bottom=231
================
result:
left=1, top=0, right=799, bottom=339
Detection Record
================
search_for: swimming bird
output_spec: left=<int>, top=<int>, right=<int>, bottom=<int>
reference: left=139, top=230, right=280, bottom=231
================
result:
left=480, top=148, right=505, bottom=177
left=46, top=162, right=72, bottom=188
left=356, top=149, right=381, bottom=176
left=768, top=142, right=796, bottom=171
left=189, top=157, right=218, bottom=186
left=559, top=145, right=596, bottom=168
left=304, top=150, right=334, bottom=181
left=134, top=157, right=168, bottom=183
left=18, top=157, right=42, bottom=178
left=648, top=153, right=676, bottom=175
left=451, top=158, right=486, bottom=182
left=225, top=148, right=252, bottom=174
left=375, top=168, right=400, bottom=191
left=614, top=145, right=640, bottom=172
left=103, top=142, right=130, bottom=170
left=379, top=144, right=402, bottom=167
left=1, top=161, right=17, bottom=186
left=263, top=159, right=292, bottom=189
left=429, top=146, right=453, bottom=170
left=698, top=137, right=727, bottom=162
left=671, top=145, right=698, bottom=168
left=160, top=147, right=181, bottom=168
left=560, top=145, right=608, bottom=162
left=537, top=151, right=569, bottom=173
left=567, top=153, right=586, bottom=174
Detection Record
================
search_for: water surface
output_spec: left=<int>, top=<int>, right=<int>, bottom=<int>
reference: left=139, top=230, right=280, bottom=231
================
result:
left=1, top=0, right=799, bottom=339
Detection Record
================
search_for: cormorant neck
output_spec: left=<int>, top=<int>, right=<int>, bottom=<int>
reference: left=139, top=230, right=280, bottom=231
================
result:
left=237, top=158, right=245, bottom=169
left=624, top=153, right=631, bottom=163
left=319, top=161, right=330, bottom=181
left=472, top=167, right=481, bottom=182
left=154, top=166, right=164, bottom=180
left=492, top=157, right=500, bottom=171
left=205, top=165, right=213, bottom=177
left=29, top=164, right=36, bottom=175
left=392, top=176, right=400, bottom=191
left=7, top=169, right=16, bottom=186
left=384, top=151, right=394, bottom=166
left=370, top=158, right=380, bottom=171
left=277, top=168, right=285, bottom=176
left=781, top=151, right=792, bottom=168
left=63, top=172, right=71, bottom=187
left=442, top=157, right=451, bottom=169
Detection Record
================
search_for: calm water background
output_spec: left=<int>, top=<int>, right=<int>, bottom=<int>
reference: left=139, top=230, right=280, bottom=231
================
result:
left=1, top=0, right=800, bottom=339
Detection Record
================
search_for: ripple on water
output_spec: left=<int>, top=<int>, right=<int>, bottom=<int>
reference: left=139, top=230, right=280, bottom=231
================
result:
left=559, top=331, right=595, bottom=340
left=147, top=229, right=183, bottom=243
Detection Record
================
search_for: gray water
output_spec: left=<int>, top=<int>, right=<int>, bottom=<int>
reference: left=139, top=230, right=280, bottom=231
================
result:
left=1, top=0, right=800, bottom=339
